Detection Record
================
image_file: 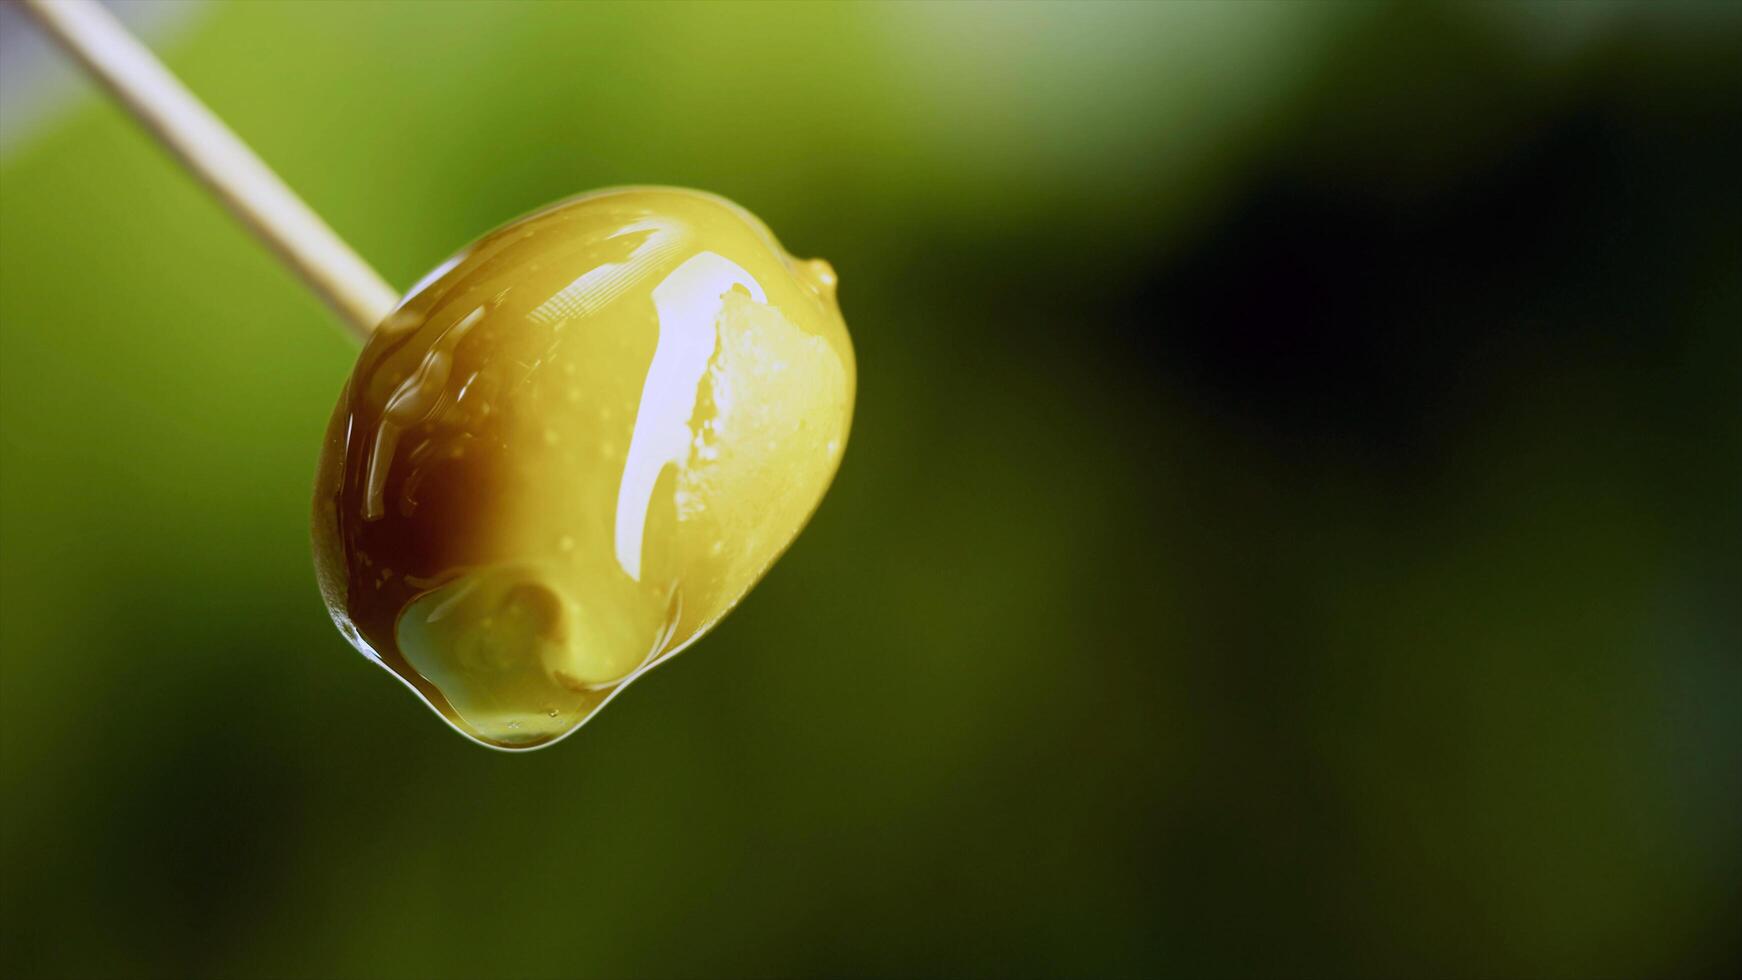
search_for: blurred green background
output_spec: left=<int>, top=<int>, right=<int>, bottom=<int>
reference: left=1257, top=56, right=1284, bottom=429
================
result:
left=2, top=2, right=1739, bottom=977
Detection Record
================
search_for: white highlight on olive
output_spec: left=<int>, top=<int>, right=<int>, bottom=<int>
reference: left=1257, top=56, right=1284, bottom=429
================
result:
left=614, top=252, right=765, bottom=581
left=528, top=219, right=686, bottom=327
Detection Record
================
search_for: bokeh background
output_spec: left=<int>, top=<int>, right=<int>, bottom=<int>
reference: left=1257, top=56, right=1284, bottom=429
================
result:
left=3, top=2, right=1739, bottom=977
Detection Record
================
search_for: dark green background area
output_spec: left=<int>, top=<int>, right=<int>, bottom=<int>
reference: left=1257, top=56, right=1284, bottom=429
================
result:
left=2, top=2, right=1739, bottom=977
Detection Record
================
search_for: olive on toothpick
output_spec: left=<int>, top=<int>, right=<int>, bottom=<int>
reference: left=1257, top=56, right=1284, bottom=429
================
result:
left=24, top=0, right=855, bottom=750
left=315, top=189, right=854, bottom=748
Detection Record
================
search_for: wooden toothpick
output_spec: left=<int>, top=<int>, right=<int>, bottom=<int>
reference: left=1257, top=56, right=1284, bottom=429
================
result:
left=20, top=0, right=398, bottom=340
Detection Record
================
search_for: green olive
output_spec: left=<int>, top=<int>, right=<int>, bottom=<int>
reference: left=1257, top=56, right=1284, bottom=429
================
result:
left=312, top=187, right=855, bottom=749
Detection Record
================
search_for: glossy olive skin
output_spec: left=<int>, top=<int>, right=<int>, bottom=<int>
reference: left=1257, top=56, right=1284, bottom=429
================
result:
left=312, top=188, right=854, bottom=749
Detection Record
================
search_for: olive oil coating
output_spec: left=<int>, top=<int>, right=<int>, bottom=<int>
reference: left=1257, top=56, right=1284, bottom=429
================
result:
left=312, top=188, right=855, bottom=749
